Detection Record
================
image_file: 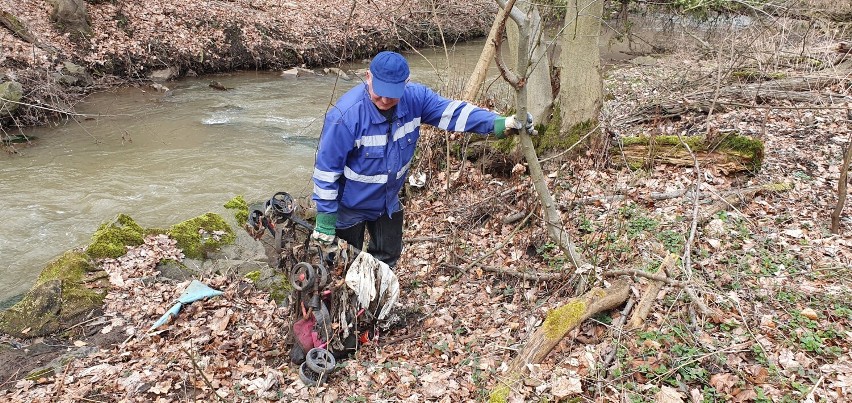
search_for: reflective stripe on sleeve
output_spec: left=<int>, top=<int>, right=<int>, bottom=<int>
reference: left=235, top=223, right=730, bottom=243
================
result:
left=313, top=168, right=341, bottom=183
left=437, top=100, right=463, bottom=130
left=397, top=160, right=411, bottom=180
left=313, top=184, right=338, bottom=200
left=453, top=103, right=476, bottom=132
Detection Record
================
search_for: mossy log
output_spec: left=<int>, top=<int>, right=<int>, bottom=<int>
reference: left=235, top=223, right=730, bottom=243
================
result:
left=611, top=133, right=765, bottom=174
left=488, top=279, right=630, bottom=402
left=0, top=10, right=37, bottom=44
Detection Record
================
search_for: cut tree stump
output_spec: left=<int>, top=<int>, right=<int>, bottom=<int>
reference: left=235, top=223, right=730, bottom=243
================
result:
left=612, top=133, right=764, bottom=174
left=489, top=279, right=630, bottom=402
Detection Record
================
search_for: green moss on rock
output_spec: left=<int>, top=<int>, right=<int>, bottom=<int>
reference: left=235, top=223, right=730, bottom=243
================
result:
left=244, top=270, right=261, bottom=283
left=168, top=213, right=235, bottom=260
left=85, top=214, right=144, bottom=259
left=224, top=195, right=250, bottom=225
left=0, top=251, right=106, bottom=338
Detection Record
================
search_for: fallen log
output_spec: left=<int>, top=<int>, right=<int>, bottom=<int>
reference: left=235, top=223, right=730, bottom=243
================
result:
left=611, top=132, right=764, bottom=174
left=0, top=10, right=38, bottom=44
left=615, top=60, right=852, bottom=126
left=488, top=279, right=630, bottom=402
left=699, top=182, right=793, bottom=225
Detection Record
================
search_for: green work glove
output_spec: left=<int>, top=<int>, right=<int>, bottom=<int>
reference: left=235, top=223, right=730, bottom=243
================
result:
left=494, top=112, right=535, bottom=138
left=311, top=213, right=337, bottom=246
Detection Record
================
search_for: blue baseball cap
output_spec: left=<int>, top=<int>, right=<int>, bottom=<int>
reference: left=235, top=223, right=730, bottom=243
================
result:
left=369, top=51, right=410, bottom=99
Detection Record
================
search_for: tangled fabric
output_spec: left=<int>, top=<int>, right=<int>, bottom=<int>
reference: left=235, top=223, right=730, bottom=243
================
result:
left=345, top=250, right=399, bottom=320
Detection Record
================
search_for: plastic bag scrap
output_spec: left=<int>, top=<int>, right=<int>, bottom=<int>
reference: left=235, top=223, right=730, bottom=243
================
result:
left=149, top=280, right=224, bottom=332
left=344, top=250, right=399, bottom=320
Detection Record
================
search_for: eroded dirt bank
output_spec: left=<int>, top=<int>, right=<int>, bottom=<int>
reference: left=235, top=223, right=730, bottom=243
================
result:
left=0, top=0, right=494, bottom=127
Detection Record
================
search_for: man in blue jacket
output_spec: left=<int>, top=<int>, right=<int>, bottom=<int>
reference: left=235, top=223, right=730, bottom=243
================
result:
left=310, top=51, right=533, bottom=267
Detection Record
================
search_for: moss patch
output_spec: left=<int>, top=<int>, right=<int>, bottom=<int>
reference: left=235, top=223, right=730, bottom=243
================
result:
left=489, top=383, right=510, bottom=403
left=268, top=276, right=292, bottom=304
left=543, top=299, right=586, bottom=340
left=224, top=195, right=250, bottom=226
left=537, top=107, right=597, bottom=154
left=168, top=213, right=235, bottom=260
left=244, top=270, right=261, bottom=283
left=85, top=214, right=144, bottom=259
left=0, top=251, right=106, bottom=338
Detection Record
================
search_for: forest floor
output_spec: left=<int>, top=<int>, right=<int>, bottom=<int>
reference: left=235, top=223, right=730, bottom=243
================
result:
left=2, top=5, right=852, bottom=403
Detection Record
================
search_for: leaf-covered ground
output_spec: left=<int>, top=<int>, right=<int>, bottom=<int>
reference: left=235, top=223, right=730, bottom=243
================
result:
left=3, top=8, right=852, bottom=403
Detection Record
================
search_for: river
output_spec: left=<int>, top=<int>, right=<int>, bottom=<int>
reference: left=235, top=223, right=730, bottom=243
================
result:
left=1, top=20, right=675, bottom=303
left=0, top=40, right=520, bottom=303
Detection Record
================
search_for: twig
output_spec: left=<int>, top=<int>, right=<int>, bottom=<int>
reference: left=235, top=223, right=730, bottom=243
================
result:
left=52, top=359, right=73, bottom=399
left=600, top=297, right=635, bottom=380
left=605, top=269, right=684, bottom=287
left=455, top=260, right=572, bottom=281
left=676, top=132, right=701, bottom=280
left=628, top=253, right=677, bottom=329
left=180, top=347, right=228, bottom=403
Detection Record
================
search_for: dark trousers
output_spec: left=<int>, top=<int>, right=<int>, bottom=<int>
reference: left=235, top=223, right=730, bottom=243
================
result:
left=335, top=209, right=403, bottom=268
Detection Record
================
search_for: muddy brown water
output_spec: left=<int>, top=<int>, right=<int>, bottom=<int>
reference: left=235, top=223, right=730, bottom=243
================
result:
left=0, top=25, right=673, bottom=303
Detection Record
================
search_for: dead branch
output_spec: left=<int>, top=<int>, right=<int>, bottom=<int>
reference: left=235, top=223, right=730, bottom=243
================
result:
left=181, top=347, right=228, bottom=403
left=0, top=10, right=37, bottom=44
left=831, top=131, right=852, bottom=234
left=488, top=279, right=630, bottom=401
left=627, top=254, right=675, bottom=329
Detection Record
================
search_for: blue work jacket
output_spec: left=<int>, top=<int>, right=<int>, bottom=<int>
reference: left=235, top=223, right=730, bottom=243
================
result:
left=312, top=82, right=499, bottom=227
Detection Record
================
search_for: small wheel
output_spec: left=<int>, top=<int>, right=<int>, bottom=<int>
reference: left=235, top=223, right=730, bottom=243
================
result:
left=289, top=262, right=315, bottom=291
left=299, top=361, right=327, bottom=386
left=316, top=264, right=329, bottom=288
left=269, top=192, right=295, bottom=220
left=305, top=347, right=336, bottom=374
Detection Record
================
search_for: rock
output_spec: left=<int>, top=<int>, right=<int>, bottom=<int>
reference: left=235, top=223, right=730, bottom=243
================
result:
left=47, top=0, right=91, bottom=37
left=85, top=214, right=145, bottom=259
left=0, top=80, right=23, bottom=117
left=168, top=213, right=235, bottom=260
left=155, top=259, right=197, bottom=281
left=281, top=67, right=315, bottom=78
left=630, top=55, right=658, bottom=66
left=149, top=66, right=178, bottom=82
left=51, top=72, right=79, bottom=86
left=0, top=251, right=107, bottom=338
left=61, top=61, right=93, bottom=86
left=323, top=67, right=351, bottom=81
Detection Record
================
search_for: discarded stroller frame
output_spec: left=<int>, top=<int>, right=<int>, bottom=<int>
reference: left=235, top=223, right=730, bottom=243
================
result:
left=247, top=192, right=369, bottom=386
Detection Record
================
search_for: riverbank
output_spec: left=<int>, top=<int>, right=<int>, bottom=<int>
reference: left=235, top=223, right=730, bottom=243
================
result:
left=0, top=0, right=494, bottom=128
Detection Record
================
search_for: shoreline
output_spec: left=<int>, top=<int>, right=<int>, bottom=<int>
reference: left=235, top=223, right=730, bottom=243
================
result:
left=1, top=0, right=495, bottom=129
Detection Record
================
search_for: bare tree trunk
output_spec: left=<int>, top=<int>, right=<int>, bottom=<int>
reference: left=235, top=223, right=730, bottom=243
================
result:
left=489, top=279, right=630, bottom=402
left=494, top=0, right=590, bottom=272
left=506, top=4, right=553, bottom=123
left=559, top=0, right=604, bottom=129
left=462, top=8, right=506, bottom=102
